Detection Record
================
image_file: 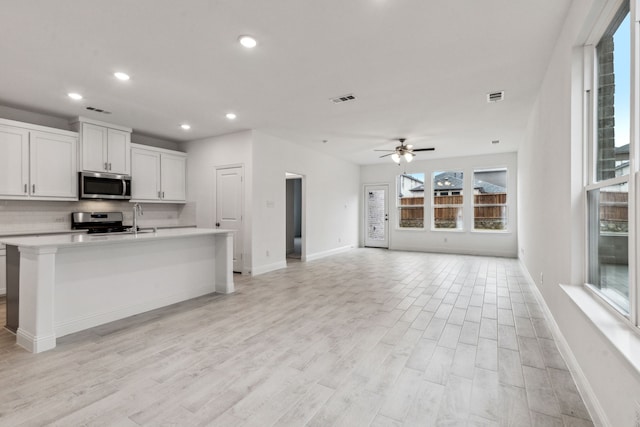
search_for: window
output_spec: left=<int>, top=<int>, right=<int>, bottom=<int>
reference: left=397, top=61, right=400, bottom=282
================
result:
left=586, top=1, right=632, bottom=315
left=398, top=173, right=424, bottom=228
left=473, top=168, right=508, bottom=231
left=433, top=171, right=463, bottom=230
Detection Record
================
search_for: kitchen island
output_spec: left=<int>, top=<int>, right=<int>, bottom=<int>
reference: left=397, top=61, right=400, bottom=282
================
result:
left=1, top=228, right=234, bottom=353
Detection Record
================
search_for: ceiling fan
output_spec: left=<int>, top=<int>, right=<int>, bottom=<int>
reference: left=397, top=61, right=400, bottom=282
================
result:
left=375, top=138, right=435, bottom=163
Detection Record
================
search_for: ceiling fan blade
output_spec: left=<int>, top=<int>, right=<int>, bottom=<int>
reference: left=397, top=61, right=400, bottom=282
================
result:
left=373, top=149, right=395, bottom=152
left=412, top=147, right=435, bottom=152
left=379, top=153, right=394, bottom=158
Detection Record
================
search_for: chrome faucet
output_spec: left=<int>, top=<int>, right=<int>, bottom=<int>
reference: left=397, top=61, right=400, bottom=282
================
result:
left=132, top=203, right=143, bottom=234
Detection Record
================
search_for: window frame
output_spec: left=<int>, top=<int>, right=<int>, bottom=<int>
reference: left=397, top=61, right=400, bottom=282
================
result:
left=583, top=0, right=639, bottom=328
left=472, top=167, right=509, bottom=233
left=431, top=170, right=465, bottom=232
left=396, top=173, right=426, bottom=230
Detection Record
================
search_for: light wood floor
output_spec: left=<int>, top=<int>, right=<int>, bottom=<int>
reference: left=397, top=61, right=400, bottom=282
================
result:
left=0, top=249, right=594, bottom=426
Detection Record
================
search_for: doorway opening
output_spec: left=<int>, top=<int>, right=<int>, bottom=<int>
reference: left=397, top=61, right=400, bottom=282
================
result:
left=286, top=173, right=304, bottom=261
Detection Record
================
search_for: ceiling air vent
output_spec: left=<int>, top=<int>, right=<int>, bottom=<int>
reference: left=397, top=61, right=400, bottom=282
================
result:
left=487, top=91, right=504, bottom=103
left=330, top=93, right=356, bottom=104
left=86, top=106, right=112, bottom=114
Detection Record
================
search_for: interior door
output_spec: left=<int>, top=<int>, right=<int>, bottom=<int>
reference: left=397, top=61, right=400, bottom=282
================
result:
left=364, top=184, right=389, bottom=248
left=216, top=166, right=244, bottom=272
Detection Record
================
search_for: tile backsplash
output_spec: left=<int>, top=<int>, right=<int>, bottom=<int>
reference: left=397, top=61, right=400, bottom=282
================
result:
left=0, top=200, right=196, bottom=235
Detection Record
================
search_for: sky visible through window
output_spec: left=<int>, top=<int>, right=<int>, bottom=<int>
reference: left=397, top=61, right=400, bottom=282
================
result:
left=614, top=13, right=630, bottom=149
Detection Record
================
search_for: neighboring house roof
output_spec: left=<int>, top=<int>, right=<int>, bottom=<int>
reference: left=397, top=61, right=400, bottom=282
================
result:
left=433, top=172, right=464, bottom=191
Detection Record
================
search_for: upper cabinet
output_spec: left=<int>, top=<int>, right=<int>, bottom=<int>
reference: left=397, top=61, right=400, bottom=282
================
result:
left=0, top=119, right=77, bottom=201
left=71, top=117, right=131, bottom=175
left=131, top=144, right=186, bottom=203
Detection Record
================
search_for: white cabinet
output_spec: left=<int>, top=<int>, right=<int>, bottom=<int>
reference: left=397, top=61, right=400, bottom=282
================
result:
left=131, top=144, right=186, bottom=203
left=72, top=118, right=131, bottom=175
left=0, top=120, right=77, bottom=200
left=30, top=131, right=77, bottom=198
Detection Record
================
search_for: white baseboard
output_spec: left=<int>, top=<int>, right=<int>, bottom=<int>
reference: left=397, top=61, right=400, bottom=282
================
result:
left=55, top=284, right=214, bottom=338
left=518, top=260, right=608, bottom=427
left=252, top=260, right=287, bottom=276
left=304, top=245, right=353, bottom=262
left=16, top=328, right=56, bottom=353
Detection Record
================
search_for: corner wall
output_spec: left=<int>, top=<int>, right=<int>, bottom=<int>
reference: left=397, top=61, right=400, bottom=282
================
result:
left=252, top=132, right=360, bottom=274
left=183, top=131, right=254, bottom=273
left=518, top=0, right=640, bottom=425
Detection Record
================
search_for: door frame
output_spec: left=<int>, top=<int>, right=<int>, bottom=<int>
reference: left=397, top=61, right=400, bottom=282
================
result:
left=285, top=172, right=306, bottom=262
left=363, top=183, right=390, bottom=248
left=215, top=164, right=245, bottom=273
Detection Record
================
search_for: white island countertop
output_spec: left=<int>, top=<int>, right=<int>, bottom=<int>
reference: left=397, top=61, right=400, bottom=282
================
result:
left=0, top=227, right=233, bottom=249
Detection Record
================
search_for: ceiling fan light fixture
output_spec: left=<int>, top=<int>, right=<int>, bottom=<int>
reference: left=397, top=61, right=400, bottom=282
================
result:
left=404, top=152, right=413, bottom=162
left=391, top=152, right=401, bottom=163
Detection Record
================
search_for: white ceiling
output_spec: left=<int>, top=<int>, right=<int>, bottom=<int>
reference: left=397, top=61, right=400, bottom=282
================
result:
left=0, top=0, right=571, bottom=165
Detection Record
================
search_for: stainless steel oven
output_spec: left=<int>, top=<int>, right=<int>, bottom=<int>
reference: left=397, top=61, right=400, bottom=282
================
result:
left=79, top=172, right=131, bottom=200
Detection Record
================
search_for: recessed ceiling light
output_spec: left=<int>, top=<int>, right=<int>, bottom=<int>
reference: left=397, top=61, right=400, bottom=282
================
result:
left=181, top=124, right=191, bottom=130
left=225, top=112, right=237, bottom=120
left=238, top=35, right=257, bottom=48
left=68, top=92, right=83, bottom=100
left=114, top=72, right=130, bottom=81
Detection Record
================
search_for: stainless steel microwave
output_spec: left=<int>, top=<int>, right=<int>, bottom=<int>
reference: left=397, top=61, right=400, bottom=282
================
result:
left=79, top=172, right=131, bottom=200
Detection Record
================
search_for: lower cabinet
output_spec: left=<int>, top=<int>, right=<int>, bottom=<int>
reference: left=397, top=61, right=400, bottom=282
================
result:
left=131, top=144, right=186, bottom=203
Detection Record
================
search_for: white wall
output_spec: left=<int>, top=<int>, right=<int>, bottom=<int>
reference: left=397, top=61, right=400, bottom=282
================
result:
left=361, top=152, right=518, bottom=257
left=252, top=132, right=360, bottom=274
left=183, top=130, right=253, bottom=273
left=519, top=0, right=640, bottom=425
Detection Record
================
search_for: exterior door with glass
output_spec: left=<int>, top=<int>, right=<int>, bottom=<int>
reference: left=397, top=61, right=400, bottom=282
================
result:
left=364, top=184, right=389, bottom=248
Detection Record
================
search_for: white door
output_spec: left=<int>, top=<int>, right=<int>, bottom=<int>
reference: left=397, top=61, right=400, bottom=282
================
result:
left=131, top=147, right=161, bottom=200
left=160, top=153, right=186, bottom=201
left=364, top=184, right=389, bottom=248
left=0, top=124, right=29, bottom=197
left=216, top=166, right=244, bottom=272
left=81, top=123, right=108, bottom=172
left=30, top=131, right=77, bottom=198
left=106, top=128, right=130, bottom=175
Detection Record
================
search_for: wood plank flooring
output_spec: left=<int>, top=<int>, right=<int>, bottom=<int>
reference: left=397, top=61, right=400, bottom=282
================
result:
left=0, top=249, right=594, bottom=426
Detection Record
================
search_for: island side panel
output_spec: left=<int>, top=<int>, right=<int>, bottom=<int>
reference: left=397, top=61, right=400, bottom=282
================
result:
left=214, top=232, right=234, bottom=294
left=16, top=246, right=58, bottom=353
left=53, top=234, right=220, bottom=338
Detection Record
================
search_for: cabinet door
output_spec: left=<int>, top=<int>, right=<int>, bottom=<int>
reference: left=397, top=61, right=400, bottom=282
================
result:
left=160, top=153, right=186, bottom=201
left=131, top=148, right=160, bottom=200
left=81, top=123, right=107, bottom=172
left=107, top=128, right=130, bottom=175
left=30, top=131, right=77, bottom=198
left=0, top=125, right=29, bottom=197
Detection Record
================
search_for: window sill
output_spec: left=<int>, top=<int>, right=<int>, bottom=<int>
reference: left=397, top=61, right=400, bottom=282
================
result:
left=470, top=229, right=512, bottom=234
left=559, top=283, right=640, bottom=375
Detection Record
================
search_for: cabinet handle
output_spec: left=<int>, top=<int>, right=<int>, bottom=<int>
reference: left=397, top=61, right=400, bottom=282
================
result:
left=158, top=191, right=161, bottom=198
left=24, top=184, right=27, bottom=194
left=104, top=162, right=108, bottom=171
left=108, top=163, right=112, bottom=171
left=162, top=191, right=165, bottom=199
left=32, top=184, right=35, bottom=194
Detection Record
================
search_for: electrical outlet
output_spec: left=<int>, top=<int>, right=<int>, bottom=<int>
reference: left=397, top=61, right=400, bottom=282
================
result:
left=338, top=237, right=341, bottom=243
left=540, top=272, right=544, bottom=285
left=444, top=237, right=448, bottom=243
left=266, top=250, right=270, bottom=257
left=54, top=217, right=65, bottom=223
